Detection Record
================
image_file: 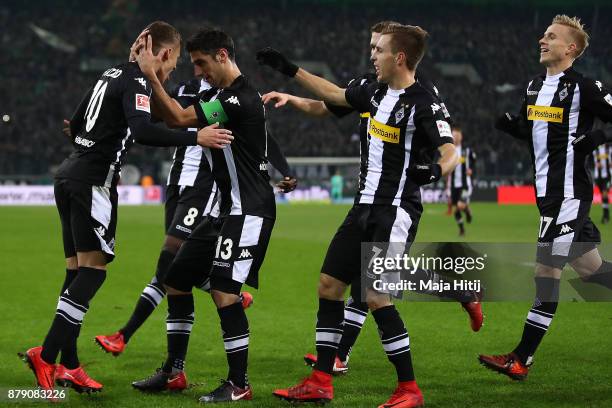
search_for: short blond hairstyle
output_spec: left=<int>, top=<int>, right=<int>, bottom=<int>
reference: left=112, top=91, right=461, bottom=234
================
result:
left=552, top=14, right=590, bottom=59
left=381, top=24, right=429, bottom=71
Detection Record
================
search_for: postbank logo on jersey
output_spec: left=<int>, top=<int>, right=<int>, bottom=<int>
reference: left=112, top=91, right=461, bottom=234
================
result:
left=527, top=105, right=563, bottom=123
left=368, top=118, right=400, bottom=144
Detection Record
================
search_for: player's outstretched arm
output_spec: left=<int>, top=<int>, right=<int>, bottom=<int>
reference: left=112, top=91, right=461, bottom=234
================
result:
left=262, top=91, right=329, bottom=117
left=135, top=35, right=199, bottom=128
left=256, top=47, right=349, bottom=107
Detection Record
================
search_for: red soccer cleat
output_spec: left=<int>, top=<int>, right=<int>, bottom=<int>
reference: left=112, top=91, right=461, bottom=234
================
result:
left=303, top=353, right=348, bottom=375
left=22, top=346, right=56, bottom=392
left=55, top=365, right=103, bottom=393
left=478, top=352, right=529, bottom=380
left=378, top=382, right=424, bottom=408
left=461, top=300, right=483, bottom=332
left=240, top=291, right=254, bottom=309
left=273, top=370, right=333, bottom=404
left=94, top=331, right=125, bottom=356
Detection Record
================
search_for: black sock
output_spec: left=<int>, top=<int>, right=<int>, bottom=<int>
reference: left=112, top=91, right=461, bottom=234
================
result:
left=513, top=277, right=559, bottom=365
left=454, top=209, right=464, bottom=233
left=218, top=302, right=249, bottom=388
left=314, top=298, right=345, bottom=374
left=584, top=261, right=612, bottom=290
left=59, top=269, right=79, bottom=369
left=42, top=267, right=106, bottom=364
left=121, top=249, right=174, bottom=343
left=372, top=305, right=414, bottom=382
left=163, top=294, right=194, bottom=373
left=465, top=206, right=472, bottom=222
left=603, top=197, right=609, bottom=218
left=337, top=296, right=368, bottom=362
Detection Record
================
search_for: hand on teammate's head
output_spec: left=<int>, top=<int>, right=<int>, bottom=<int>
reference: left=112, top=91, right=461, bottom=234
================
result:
left=129, top=29, right=149, bottom=62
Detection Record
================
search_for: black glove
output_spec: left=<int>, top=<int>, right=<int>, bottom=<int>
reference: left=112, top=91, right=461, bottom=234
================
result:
left=495, top=112, right=520, bottom=132
left=571, top=129, right=608, bottom=154
left=256, top=47, right=299, bottom=77
left=407, top=163, right=442, bottom=186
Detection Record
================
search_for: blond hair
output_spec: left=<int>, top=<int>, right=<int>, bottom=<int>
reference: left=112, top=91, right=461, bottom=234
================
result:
left=552, top=14, right=590, bottom=58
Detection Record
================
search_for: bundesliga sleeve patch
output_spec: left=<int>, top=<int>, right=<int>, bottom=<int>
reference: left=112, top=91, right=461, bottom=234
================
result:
left=199, top=99, right=229, bottom=124
left=135, top=94, right=150, bottom=113
left=436, top=120, right=452, bottom=138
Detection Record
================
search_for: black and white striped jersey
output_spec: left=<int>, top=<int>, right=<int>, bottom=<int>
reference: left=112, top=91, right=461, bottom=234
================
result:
left=450, top=145, right=476, bottom=189
left=519, top=67, right=612, bottom=200
left=56, top=63, right=152, bottom=187
left=344, top=80, right=455, bottom=209
left=167, top=78, right=213, bottom=187
left=593, top=144, right=611, bottom=180
left=193, top=75, right=275, bottom=219
left=326, top=73, right=452, bottom=205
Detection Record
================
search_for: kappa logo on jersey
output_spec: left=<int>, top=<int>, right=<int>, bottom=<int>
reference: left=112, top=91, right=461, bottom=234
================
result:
left=596, top=81, right=603, bottom=91
left=527, top=105, right=563, bottom=123
left=239, top=249, right=252, bottom=259
left=559, top=224, right=573, bottom=234
left=368, top=118, right=400, bottom=144
left=431, top=103, right=441, bottom=115
left=135, top=94, right=151, bottom=113
left=436, top=120, right=453, bottom=138
left=225, top=96, right=240, bottom=106
left=74, top=136, right=95, bottom=147
left=605, top=94, right=612, bottom=107
left=134, top=77, right=147, bottom=89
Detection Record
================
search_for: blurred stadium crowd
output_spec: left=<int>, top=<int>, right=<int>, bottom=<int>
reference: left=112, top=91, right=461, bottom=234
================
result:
left=1, top=0, right=610, bottom=182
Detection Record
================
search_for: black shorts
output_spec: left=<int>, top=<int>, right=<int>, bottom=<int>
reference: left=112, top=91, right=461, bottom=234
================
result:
left=536, top=197, right=601, bottom=268
left=321, top=204, right=422, bottom=286
left=164, top=214, right=274, bottom=293
left=54, top=178, right=118, bottom=263
left=595, top=177, right=610, bottom=194
left=451, top=187, right=471, bottom=205
left=165, top=184, right=215, bottom=240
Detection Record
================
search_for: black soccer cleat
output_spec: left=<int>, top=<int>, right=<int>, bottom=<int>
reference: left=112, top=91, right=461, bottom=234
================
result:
left=132, top=368, right=187, bottom=392
left=198, top=379, right=252, bottom=403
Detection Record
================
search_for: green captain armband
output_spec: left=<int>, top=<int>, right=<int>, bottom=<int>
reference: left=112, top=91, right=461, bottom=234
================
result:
left=198, top=99, right=229, bottom=124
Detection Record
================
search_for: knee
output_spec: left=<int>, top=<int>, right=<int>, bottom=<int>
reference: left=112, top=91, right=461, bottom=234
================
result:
left=457, top=202, right=466, bottom=211
left=162, top=235, right=184, bottom=255
left=211, top=289, right=240, bottom=308
left=318, top=273, right=346, bottom=301
left=365, top=290, right=392, bottom=311
left=164, top=284, right=191, bottom=296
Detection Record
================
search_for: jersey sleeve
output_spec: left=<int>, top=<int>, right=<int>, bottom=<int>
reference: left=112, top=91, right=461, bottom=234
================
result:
left=69, top=86, right=94, bottom=138
left=414, top=101, right=455, bottom=147
left=324, top=101, right=355, bottom=118
left=344, top=82, right=376, bottom=114
left=581, top=78, right=612, bottom=123
left=193, top=89, right=243, bottom=126
left=121, top=70, right=152, bottom=122
left=267, top=131, right=292, bottom=177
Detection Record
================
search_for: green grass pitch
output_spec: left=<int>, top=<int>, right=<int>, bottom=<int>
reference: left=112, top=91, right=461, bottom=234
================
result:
left=1, top=203, right=611, bottom=407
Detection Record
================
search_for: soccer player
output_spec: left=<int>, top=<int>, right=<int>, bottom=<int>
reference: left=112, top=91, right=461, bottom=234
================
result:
left=94, top=77, right=296, bottom=359
left=448, top=125, right=475, bottom=236
left=258, top=24, right=459, bottom=407
left=592, top=141, right=611, bottom=223
left=130, top=28, right=274, bottom=403
left=22, top=21, right=234, bottom=395
left=484, top=15, right=612, bottom=380
left=260, top=21, right=482, bottom=378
